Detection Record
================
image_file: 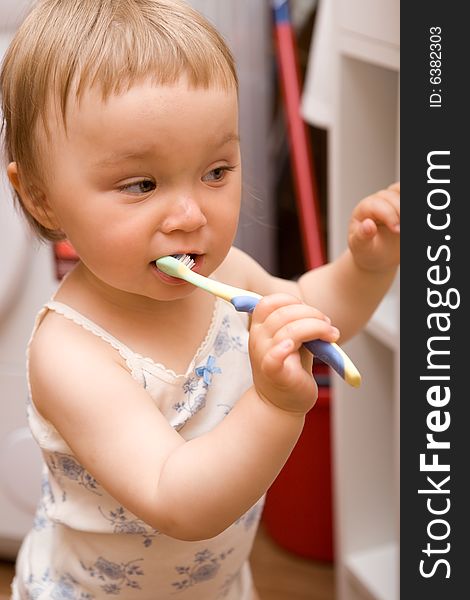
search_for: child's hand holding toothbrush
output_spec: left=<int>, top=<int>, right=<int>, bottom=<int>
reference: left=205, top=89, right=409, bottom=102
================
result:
left=248, top=293, right=340, bottom=414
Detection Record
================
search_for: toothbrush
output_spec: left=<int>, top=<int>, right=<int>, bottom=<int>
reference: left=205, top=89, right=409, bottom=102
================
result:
left=155, top=255, right=361, bottom=387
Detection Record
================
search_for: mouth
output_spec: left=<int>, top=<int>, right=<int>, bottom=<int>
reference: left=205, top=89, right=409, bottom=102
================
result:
left=152, top=252, right=203, bottom=284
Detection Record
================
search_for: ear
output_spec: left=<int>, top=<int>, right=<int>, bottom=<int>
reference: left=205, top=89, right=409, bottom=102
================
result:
left=7, top=161, right=61, bottom=230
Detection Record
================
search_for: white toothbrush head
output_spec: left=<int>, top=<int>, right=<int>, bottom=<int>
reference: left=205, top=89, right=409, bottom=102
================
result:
left=172, top=254, right=196, bottom=269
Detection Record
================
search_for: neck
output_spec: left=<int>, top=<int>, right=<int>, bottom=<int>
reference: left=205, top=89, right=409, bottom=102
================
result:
left=52, top=262, right=218, bottom=372
left=54, top=261, right=210, bottom=326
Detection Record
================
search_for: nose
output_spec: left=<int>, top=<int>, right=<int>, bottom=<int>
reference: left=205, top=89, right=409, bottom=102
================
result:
left=160, top=196, right=208, bottom=234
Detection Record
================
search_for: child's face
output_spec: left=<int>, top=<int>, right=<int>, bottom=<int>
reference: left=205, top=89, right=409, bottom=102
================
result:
left=38, top=78, right=241, bottom=303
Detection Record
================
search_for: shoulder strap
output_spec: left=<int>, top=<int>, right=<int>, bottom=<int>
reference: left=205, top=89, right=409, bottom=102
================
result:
left=45, top=300, right=137, bottom=362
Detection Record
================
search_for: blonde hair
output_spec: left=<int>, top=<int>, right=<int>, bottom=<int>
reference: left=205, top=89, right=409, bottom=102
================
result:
left=0, top=0, right=238, bottom=240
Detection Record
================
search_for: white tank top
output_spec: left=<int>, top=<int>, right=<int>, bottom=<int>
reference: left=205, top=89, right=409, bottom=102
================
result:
left=12, top=298, right=263, bottom=599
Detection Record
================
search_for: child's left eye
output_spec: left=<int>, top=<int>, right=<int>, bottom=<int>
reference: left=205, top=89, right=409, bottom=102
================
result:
left=120, top=179, right=156, bottom=194
left=202, top=166, right=234, bottom=183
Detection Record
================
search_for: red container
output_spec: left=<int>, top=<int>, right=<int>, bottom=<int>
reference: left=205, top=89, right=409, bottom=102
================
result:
left=262, top=371, right=334, bottom=562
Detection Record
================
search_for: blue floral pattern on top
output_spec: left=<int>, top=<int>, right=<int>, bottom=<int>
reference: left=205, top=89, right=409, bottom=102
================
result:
left=172, top=548, right=234, bottom=593
left=33, top=473, right=55, bottom=531
left=80, top=556, right=144, bottom=595
left=26, top=569, right=94, bottom=599
left=172, top=355, right=222, bottom=428
left=173, top=385, right=206, bottom=419
left=98, top=506, right=159, bottom=547
left=214, top=316, right=245, bottom=357
left=47, top=452, right=102, bottom=496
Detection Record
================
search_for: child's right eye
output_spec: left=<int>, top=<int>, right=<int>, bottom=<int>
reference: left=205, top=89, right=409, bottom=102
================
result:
left=119, top=179, right=156, bottom=194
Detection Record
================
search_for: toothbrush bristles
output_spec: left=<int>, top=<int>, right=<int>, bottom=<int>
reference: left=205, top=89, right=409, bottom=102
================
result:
left=173, top=254, right=195, bottom=270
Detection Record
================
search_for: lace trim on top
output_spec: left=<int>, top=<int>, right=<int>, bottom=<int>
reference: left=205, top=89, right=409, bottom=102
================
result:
left=43, top=298, right=222, bottom=382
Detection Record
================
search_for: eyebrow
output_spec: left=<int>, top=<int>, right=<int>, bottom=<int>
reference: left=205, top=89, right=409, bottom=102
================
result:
left=218, top=133, right=240, bottom=146
left=93, top=133, right=240, bottom=170
left=93, top=150, right=152, bottom=169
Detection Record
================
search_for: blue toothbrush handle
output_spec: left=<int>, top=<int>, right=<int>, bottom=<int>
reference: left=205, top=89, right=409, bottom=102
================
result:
left=230, top=295, right=359, bottom=386
left=231, top=295, right=262, bottom=313
left=303, top=339, right=345, bottom=379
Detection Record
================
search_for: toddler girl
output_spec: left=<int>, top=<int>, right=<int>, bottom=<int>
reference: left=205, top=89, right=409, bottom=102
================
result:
left=0, top=1, right=400, bottom=598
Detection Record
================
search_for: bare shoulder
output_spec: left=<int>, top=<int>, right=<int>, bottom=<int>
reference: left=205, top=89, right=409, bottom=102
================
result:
left=28, top=310, right=127, bottom=421
left=214, top=246, right=299, bottom=297
left=30, top=309, right=124, bottom=372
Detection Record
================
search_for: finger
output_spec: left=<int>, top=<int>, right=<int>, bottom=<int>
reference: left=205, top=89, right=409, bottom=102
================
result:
left=353, top=217, right=378, bottom=240
left=355, top=190, right=400, bottom=218
left=264, top=338, right=296, bottom=371
left=271, top=317, right=340, bottom=349
left=261, top=339, right=308, bottom=387
left=251, top=293, right=302, bottom=326
left=261, top=302, right=332, bottom=338
left=352, top=193, right=400, bottom=232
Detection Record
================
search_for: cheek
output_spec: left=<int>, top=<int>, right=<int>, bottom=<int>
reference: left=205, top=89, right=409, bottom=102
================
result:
left=215, top=186, right=241, bottom=228
left=211, top=201, right=239, bottom=247
left=227, top=198, right=241, bottom=236
left=65, top=212, right=146, bottom=268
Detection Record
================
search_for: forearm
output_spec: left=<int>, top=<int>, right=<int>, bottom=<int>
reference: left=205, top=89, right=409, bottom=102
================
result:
left=153, top=387, right=305, bottom=540
left=298, top=250, right=398, bottom=341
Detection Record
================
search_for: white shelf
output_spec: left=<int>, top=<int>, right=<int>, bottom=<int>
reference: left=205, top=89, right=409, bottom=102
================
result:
left=338, top=0, right=399, bottom=50
left=345, top=543, right=398, bottom=600
left=339, top=29, right=399, bottom=71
